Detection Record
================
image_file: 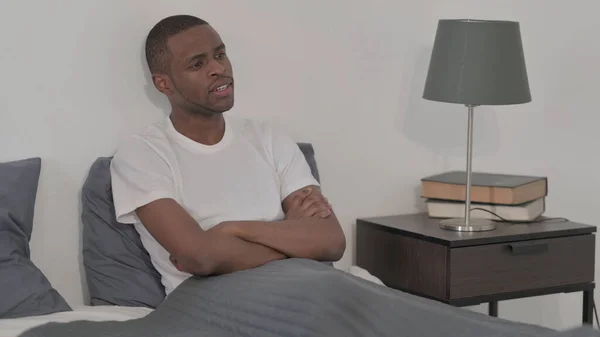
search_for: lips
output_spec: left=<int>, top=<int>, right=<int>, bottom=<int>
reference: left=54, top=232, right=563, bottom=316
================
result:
left=209, top=81, right=233, bottom=98
left=209, top=80, right=233, bottom=93
left=212, top=84, right=230, bottom=92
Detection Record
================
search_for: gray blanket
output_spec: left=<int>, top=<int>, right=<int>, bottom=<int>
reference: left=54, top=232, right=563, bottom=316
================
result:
left=19, top=258, right=600, bottom=337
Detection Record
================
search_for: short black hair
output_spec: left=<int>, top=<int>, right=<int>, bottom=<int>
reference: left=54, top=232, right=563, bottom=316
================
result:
left=145, top=15, right=208, bottom=74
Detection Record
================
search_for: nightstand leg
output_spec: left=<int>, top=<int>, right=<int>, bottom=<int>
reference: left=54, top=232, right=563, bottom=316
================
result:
left=583, top=289, right=593, bottom=325
left=488, top=301, right=498, bottom=317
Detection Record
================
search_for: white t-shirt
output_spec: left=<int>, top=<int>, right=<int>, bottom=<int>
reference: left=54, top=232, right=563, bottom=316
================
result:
left=110, top=114, right=320, bottom=295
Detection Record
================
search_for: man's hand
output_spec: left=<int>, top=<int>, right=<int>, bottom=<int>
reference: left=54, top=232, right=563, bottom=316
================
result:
left=169, top=254, right=184, bottom=272
left=213, top=186, right=346, bottom=262
left=285, top=187, right=332, bottom=220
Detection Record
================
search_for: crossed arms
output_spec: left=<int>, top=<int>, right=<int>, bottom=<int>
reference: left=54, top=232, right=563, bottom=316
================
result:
left=135, top=186, right=346, bottom=276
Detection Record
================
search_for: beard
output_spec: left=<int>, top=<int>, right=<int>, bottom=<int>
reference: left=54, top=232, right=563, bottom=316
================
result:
left=171, top=77, right=233, bottom=117
left=183, top=98, right=228, bottom=117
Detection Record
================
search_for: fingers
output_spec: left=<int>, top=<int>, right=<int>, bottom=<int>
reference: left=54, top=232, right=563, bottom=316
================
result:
left=169, top=255, right=184, bottom=272
left=290, top=188, right=312, bottom=208
left=290, top=195, right=304, bottom=208
left=286, top=188, right=333, bottom=220
left=315, top=209, right=332, bottom=219
left=302, top=198, right=332, bottom=218
left=307, top=206, right=332, bottom=218
left=300, top=194, right=329, bottom=212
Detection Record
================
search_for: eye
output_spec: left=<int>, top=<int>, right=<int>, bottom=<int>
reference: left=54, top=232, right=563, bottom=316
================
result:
left=191, top=61, right=203, bottom=69
left=216, top=52, right=227, bottom=59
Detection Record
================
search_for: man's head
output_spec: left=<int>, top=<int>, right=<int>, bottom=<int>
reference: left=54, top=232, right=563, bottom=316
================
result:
left=145, top=15, right=234, bottom=116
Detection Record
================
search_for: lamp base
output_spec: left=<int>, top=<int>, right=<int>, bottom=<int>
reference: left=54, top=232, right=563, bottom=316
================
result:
left=439, top=218, right=497, bottom=232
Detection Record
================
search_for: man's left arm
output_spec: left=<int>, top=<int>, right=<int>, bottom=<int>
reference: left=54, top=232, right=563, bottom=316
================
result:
left=215, top=124, right=346, bottom=261
left=216, top=186, right=346, bottom=262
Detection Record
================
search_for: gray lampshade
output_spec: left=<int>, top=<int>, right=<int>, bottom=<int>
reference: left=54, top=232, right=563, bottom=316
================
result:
left=423, top=19, right=531, bottom=105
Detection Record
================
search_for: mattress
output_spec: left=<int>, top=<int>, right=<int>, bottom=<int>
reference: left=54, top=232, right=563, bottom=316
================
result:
left=0, top=305, right=153, bottom=337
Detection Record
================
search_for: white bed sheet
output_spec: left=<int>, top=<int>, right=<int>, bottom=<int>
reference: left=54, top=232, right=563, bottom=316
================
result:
left=0, top=306, right=153, bottom=337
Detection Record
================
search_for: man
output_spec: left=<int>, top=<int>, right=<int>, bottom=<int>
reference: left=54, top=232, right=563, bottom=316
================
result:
left=110, top=15, right=346, bottom=296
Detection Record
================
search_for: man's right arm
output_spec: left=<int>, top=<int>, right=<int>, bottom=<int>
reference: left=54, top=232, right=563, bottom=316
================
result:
left=109, top=136, right=284, bottom=276
left=134, top=198, right=285, bottom=276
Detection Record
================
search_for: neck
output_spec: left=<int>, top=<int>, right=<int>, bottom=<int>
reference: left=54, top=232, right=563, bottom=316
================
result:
left=169, top=109, right=226, bottom=146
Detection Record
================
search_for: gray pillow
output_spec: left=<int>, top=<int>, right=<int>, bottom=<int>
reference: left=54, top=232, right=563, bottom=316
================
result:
left=82, top=143, right=322, bottom=308
left=297, top=142, right=320, bottom=183
left=0, top=157, right=72, bottom=318
left=81, top=157, right=165, bottom=308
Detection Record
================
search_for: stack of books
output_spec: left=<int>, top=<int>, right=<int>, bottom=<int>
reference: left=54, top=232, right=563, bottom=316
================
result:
left=420, top=171, right=548, bottom=222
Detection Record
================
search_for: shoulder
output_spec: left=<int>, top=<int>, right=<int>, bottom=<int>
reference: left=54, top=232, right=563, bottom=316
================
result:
left=112, top=118, right=172, bottom=169
left=112, top=135, right=153, bottom=162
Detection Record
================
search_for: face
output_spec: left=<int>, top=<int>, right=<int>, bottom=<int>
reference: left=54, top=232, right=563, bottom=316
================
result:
left=154, top=25, right=234, bottom=115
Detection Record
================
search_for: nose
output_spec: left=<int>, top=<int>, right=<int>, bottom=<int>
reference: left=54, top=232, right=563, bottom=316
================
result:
left=208, top=59, right=226, bottom=77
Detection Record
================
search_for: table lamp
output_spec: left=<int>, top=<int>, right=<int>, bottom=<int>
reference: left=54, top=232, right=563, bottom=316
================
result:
left=422, top=19, right=531, bottom=232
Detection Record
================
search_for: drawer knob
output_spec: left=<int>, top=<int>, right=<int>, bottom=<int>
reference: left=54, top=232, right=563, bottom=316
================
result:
left=508, top=242, right=549, bottom=255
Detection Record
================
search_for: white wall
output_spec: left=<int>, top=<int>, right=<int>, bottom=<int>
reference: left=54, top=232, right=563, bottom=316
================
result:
left=1, top=0, right=598, bottom=330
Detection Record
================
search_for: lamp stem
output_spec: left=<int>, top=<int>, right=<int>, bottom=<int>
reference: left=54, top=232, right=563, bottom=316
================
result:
left=438, top=104, right=495, bottom=232
left=464, top=104, right=475, bottom=226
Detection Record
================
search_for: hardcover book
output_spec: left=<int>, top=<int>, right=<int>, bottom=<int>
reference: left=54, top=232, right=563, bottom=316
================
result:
left=421, top=171, right=547, bottom=205
left=425, top=197, right=545, bottom=222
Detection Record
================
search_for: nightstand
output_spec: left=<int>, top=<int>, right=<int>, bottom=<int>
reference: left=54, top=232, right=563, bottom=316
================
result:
left=355, top=213, right=596, bottom=325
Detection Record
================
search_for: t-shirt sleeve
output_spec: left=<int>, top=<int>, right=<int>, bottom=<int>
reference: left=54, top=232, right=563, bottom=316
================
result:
left=269, top=127, right=321, bottom=201
left=110, top=136, right=177, bottom=224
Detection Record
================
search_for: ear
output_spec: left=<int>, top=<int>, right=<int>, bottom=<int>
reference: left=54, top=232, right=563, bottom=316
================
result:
left=152, top=73, right=173, bottom=96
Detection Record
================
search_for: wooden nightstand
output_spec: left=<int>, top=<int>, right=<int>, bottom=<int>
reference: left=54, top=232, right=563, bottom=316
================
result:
left=356, top=213, right=596, bottom=325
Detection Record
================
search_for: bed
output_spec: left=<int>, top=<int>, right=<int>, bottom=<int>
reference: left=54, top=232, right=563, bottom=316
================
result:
left=9, top=258, right=600, bottom=337
left=1, top=148, right=598, bottom=337
left=0, top=306, right=152, bottom=337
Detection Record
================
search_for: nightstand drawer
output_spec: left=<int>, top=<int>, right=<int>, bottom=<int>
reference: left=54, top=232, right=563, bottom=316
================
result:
left=448, top=234, right=595, bottom=299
